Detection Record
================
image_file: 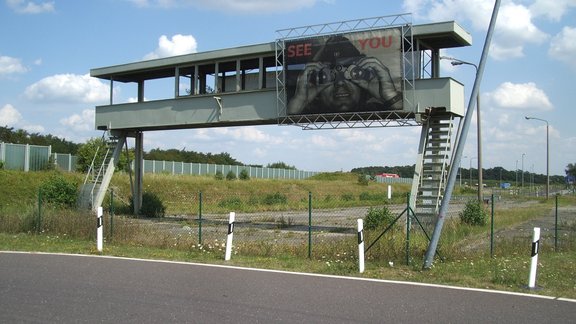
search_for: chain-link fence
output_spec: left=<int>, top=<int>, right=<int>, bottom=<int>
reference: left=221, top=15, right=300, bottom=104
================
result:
left=3, top=189, right=573, bottom=266
left=93, top=190, right=574, bottom=264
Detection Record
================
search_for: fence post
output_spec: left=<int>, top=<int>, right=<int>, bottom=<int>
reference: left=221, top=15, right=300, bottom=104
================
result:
left=97, top=207, right=103, bottom=252
left=198, top=191, right=203, bottom=245
left=527, top=227, right=540, bottom=289
left=24, top=144, right=30, bottom=172
left=358, top=219, right=365, bottom=273
left=490, top=193, right=495, bottom=258
left=555, top=194, right=558, bottom=251
left=37, top=189, right=42, bottom=233
left=109, top=189, right=114, bottom=241
left=225, top=212, right=235, bottom=260
left=308, top=191, right=312, bottom=259
left=405, top=192, right=411, bottom=265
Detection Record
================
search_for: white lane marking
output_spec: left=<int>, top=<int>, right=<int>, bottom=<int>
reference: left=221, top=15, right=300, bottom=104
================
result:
left=2, top=250, right=575, bottom=303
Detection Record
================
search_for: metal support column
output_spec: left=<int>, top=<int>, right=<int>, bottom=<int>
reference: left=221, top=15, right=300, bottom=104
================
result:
left=133, top=131, right=144, bottom=215
left=423, top=0, right=501, bottom=269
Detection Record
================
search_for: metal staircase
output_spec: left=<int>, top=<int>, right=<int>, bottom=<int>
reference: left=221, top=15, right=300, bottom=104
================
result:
left=78, top=133, right=125, bottom=210
left=410, top=112, right=456, bottom=227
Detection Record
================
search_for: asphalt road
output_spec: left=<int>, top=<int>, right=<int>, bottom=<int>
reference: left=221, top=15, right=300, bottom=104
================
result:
left=1, top=252, right=574, bottom=323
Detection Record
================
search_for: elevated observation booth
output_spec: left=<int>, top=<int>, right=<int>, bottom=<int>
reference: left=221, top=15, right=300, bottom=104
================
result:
left=88, top=14, right=472, bottom=214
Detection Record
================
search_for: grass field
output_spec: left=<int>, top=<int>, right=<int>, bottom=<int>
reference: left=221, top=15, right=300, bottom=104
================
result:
left=1, top=169, right=575, bottom=299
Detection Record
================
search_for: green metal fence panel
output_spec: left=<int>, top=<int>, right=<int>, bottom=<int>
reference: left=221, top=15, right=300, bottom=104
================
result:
left=53, top=153, right=74, bottom=171
left=3, top=144, right=26, bottom=170
left=143, top=160, right=154, bottom=173
left=183, top=162, right=191, bottom=175
left=29, top=145, right=50, bottom=171
left=0, top=142, right=320, bottom=179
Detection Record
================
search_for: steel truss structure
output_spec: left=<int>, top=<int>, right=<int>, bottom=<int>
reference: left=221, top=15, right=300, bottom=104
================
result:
left=275, top=14, right=418, bottom=130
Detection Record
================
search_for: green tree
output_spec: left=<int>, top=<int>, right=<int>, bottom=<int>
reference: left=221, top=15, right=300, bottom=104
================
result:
left=40, top=174, right=79, bottom=207
left=226, top=170, right=237, bottom=180
left=566, top=163, right=576, bottom=177
left=76, top=138, right=133, bottom=173
left=239, top=169, right=250, bottom=180
left=267, top=162, right=296, bottom=170
left=459, top=200, right=487, bottom=226
left=76, top=138, right=107, bottom=173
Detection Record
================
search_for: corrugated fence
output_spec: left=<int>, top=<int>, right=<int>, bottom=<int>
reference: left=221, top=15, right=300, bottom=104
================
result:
left=0, top=142, right=319, bottom=180
left=0, top=142, right=412, bottom=183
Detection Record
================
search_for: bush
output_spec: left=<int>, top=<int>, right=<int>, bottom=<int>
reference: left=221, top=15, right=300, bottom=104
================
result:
left=226, top=171, right=236, bottom=181
left=138, top=192, right=166, bottom=218
left=262, top=192, right=287, bottom=205
left=459, top=199, right=487, bottom=226
left=365, top=206, right=394, bottom=230
left=39, top=174, right=78, bottom=207
left=357, top=173, right=369, bottom=186
left=341, top=193, right=355, bottom=201
left=359, top=192, right=387, bottom=201
left=214, top=171, right=224, bottom=180
left=239, top=169, right=250, bottom=180
left=218, top=197, right=243, bottom=209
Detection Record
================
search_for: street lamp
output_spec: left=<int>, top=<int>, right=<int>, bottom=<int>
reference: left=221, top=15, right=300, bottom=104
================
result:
left=440, top=56, right=483, bottom=202
left=460, top=155, right=468, bottom=187
left=522, top=153, right=525, bottom=190
left=470, top=157, right=477, bottom=188
left=525, top=116, right=550, bottom=199
left=515, top=160, right=519, bottom=187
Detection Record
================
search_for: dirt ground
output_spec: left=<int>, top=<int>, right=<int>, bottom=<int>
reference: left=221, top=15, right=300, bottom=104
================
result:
left=462, top=200, right=576, bottom=252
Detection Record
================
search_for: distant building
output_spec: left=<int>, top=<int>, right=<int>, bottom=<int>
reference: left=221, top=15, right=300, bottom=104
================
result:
left=377, top=173, right=400, bottom=178
left=500, top=182, right=511, bottom=189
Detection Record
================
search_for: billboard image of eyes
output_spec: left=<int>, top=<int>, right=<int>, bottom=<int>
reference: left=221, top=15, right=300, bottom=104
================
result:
left=285, top=28, right=403, bottom=115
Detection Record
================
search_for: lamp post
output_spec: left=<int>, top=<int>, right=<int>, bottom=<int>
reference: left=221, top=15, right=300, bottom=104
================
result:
left=440, top=56, right=482, bottom=202
left=525, top=116, right=550, bottom=199
left=522, top=153, right=525, bottom=190
left=460, top=155, right=468, bottom=187
left=515, top=160, right=519, bottom=187
left=470, top=157, right=477, bottom=188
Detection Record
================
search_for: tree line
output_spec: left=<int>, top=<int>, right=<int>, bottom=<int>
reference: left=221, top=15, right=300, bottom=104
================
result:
left=1, top=127, right=297, bottom=171
left=1, top=126, right=572, bottom=181
left=352, top=165, right=566, bottom=184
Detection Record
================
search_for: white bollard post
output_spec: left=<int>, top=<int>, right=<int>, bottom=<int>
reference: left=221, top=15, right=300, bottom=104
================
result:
left=387, top=185, right=392, bottom=200
left=96, top=206, right=103, bottom=252
left=357, top=219, right=365, bottom=273
left=225, top=212, right=235, bottom=261
left=528, top=227, right=540, bottom=288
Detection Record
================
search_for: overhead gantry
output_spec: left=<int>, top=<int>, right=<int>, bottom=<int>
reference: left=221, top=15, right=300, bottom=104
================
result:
left=87, top=15, right=472, bottom=216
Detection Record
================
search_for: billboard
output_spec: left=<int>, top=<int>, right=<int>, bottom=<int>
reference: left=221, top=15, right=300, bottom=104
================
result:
left=285, top=27, right=404, bottom=115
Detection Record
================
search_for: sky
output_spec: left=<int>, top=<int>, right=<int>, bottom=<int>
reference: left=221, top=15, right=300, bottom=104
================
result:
left=1, top=0, right=575, bottom=176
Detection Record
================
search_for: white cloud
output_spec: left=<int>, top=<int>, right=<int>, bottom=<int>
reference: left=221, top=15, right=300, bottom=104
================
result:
left=0, top=104, right=44, bottom=133
left=0, top=55, right=28, bottom=76
left=548, top=26, right=576, bottom=70
left=23, top=74, right=110, bottom=104
left=490, top=3, right=549, bottom=60
left=6, top=0, right=55, bottom=14
left=0, top=104, right=23, bottom=126
left=23, top=124, right=45, bottom=133
left=310, top=134, right=337, bottom=147
left=59, top=109, right=95, bottom=132
left=530, top=0, right=576, bottom=21
left=193, top=0, right=316, bottom=12
left=485, top=82, right=553, bottom=111
left=403, top=1, right=549, bottom=60
left=129, top=0, right=319, bottom=12
left=212, top=126, right=283, bottom=145
left=144, top=34, right=198, bottom=60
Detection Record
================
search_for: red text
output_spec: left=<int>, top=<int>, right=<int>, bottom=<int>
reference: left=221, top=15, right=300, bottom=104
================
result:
left=357, top=36, right=393, bottom=50
left=287, top=43, right=312, bottom=58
